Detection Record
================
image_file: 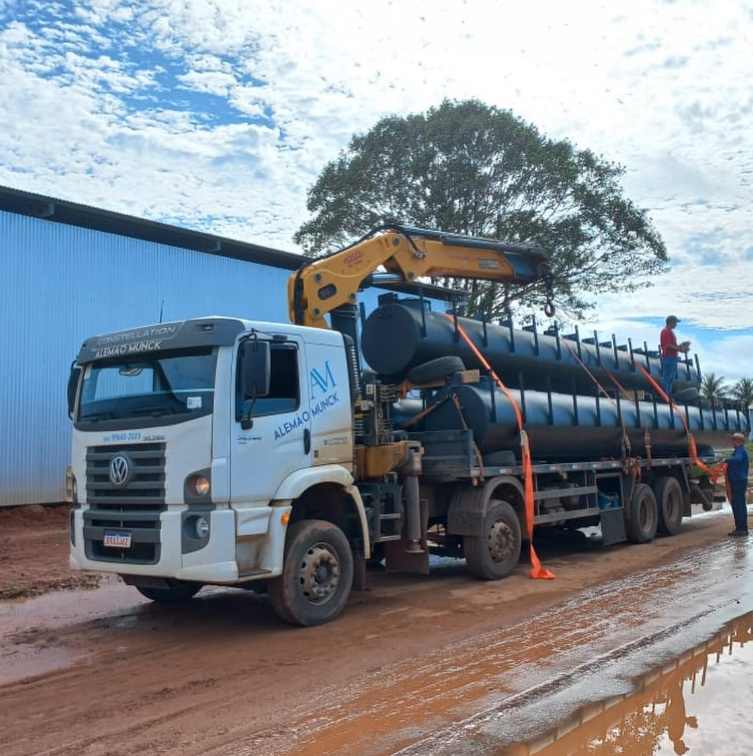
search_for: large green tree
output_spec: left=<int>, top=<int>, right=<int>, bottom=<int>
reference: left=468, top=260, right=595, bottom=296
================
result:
left=295, top=99, right=668, bottom=319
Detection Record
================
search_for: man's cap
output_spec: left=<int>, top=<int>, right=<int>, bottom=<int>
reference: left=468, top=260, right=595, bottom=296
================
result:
left=666, top=315, right=680, bottom=324
left=732, top=432, right=747, bottom=442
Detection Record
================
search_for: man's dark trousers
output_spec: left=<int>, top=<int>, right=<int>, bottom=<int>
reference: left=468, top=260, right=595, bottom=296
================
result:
left=729, top=479, right=749, bottom=533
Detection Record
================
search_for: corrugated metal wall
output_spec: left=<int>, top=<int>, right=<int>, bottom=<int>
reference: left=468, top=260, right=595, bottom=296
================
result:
left=0, top=208, right=445, bottom=507
left=0, top=209, right=295, bottom=506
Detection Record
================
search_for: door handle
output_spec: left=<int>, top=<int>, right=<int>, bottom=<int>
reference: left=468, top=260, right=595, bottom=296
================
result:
left=303, top=428, right=311, bottom=455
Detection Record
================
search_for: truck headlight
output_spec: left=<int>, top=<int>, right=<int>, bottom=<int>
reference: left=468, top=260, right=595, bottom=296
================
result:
left=184, top=469, right=212, bottom=505
left=189, top=475, right=211, bottom=497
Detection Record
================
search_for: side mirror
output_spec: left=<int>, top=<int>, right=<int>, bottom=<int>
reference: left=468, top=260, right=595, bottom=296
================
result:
left=67, top=363, right=82, bottom=419
left=242, top=340, right=271, bottom=398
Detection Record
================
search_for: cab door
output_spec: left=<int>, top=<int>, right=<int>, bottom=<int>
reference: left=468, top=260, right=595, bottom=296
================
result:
left=230, top=337, right=311, bottom=506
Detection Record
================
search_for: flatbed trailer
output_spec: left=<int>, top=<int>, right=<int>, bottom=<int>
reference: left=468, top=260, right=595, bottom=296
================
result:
left=404, top=429, right=716, bottom=554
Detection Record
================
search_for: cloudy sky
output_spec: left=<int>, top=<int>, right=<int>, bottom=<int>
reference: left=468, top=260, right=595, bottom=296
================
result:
left=1, top=0, right=751, bottom=384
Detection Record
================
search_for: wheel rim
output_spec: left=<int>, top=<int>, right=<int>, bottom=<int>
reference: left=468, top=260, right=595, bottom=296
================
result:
left=487, top=519, right=515, bottom=563
left=299, top=542, right=341, bottom=604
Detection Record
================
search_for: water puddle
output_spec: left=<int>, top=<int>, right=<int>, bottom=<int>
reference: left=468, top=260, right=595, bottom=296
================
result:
left=0, top=580, right=242, bottom=685
left=0, top=579, right=145, bottom=685
left=0, top=577, right=141, bottom=636
left=481, top=612, right=753, bottom=756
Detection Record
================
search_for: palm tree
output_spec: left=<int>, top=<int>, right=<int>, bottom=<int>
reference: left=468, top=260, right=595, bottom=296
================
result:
left=701, top=373, right=728, bottom=406
left=731, top=378, right=753, bottom=415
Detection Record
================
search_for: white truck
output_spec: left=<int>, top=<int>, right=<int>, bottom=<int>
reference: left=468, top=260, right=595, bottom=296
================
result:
left=67, top=226, right=728, bottom=625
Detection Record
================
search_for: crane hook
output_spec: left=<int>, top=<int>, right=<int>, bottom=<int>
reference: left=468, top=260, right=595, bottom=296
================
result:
left=543, top=268, right=556, bottom=318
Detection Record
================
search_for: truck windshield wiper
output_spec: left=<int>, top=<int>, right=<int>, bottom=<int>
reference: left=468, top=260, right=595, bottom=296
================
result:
left=132, top=406, right=179, bottom=417
left=80, top=411, right=116, bottom=422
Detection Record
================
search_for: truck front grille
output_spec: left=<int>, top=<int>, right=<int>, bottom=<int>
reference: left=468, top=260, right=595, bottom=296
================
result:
left=84, top=443, right=166, bottom=564
left=86, top=443, right=166, bottom=507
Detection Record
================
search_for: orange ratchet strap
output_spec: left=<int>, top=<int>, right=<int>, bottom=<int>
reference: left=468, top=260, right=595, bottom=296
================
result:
left=442, top=313, right=554, bottom=580
left=636, top=365, right=724, bottom=484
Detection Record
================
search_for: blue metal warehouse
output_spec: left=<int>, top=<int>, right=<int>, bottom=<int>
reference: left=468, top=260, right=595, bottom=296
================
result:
left=0, top=186, right=449, bottom=508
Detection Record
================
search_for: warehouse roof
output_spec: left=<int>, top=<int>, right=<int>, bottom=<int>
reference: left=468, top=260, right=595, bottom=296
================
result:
left=0, top=184, right=306, bottom=270
left=0, top=184, right=456, bottom=300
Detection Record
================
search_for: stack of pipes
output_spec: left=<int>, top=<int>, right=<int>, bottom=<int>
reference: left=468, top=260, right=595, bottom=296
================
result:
left=361, top=297, right=749, bottom=461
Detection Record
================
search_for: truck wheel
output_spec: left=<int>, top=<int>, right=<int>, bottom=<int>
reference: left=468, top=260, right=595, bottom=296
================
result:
left=268, top=519, right=354, bottom=626
left=464, top=500, right=521, bottom=580
left=135, top=581, right=202, bottom=603
left=407, top=356, right=465, bottom=385
left=653, top=476, right=684, bottom=535
left=625, top=484, right=658, bottom=544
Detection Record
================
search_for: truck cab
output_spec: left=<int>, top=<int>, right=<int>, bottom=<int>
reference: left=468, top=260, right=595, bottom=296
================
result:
left=68, top=316, right=366, bottom=623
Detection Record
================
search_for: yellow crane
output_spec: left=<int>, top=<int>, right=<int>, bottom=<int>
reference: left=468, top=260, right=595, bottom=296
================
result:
left=288, top=225, right=554, bottom=330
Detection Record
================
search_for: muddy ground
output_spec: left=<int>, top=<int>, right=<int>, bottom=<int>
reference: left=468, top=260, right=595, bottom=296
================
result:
left=0, top=502, right=751, bottom=755
left=0, top=505, right=99, bottom=599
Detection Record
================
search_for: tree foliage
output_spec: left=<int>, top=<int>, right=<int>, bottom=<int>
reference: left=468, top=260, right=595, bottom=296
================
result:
left=731, top=377, right=753, bottom=411
left=701, top=373, right=728, bottom=405
left=294, top=99, right=668, bottom=319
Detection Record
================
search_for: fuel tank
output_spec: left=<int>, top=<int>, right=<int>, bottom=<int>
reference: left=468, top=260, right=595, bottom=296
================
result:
left=362, top=299, right=700, bottom=395
left=390, top=381, right=749, bottom=462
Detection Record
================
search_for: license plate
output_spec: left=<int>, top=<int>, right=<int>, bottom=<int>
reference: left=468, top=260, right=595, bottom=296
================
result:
left=103, top=530, right=132, bottom=548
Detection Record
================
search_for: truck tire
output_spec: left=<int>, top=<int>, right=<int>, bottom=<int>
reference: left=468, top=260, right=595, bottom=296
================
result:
left=268, top=519, right=354, bottom=626
left=653, top=476, right=684, bottom=536
left=135, top=581, right=202, bottom=603
left=625, top=483, right=658, bottom=544
left=407, top=356, right=465, bottom=385
left=463, top=500, right=522, bottom=580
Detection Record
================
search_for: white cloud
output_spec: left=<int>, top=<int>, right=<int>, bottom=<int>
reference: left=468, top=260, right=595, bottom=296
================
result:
left=0, top=0, right=751, bottom=379
left=693, top=334, right=753, bottom=386
left=176, top=70, right=235, bottom=97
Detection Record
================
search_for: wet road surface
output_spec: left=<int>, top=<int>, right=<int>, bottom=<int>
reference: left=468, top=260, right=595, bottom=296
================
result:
left=1, top=510, right=752, bottom=756
left=490, top=612, right=753, bottom=755
left=273, top=535, right=753, bottom=756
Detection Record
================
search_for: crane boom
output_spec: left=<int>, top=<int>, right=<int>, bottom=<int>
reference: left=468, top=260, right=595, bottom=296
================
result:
left=289, top=226, right=553, bottom=329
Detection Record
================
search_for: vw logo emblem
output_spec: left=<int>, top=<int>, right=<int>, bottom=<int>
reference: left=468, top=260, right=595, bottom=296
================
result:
left=109, top=454, right=132, bottom=487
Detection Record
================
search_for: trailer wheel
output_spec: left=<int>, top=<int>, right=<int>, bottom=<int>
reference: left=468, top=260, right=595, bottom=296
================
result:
left=267, top=519, right=354, bottom=626
left=626, top=484, right=658, bottom=543
left=653, top=476, right=684, bottom=535
left=464, top=500, right=521, bottom=580
left=407, top=356, right=465, bottom=385
left=135, top=581, right=202, bottom=603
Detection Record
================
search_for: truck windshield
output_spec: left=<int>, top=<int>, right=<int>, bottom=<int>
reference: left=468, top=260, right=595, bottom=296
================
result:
left=77, top=346, right=217, bottom=424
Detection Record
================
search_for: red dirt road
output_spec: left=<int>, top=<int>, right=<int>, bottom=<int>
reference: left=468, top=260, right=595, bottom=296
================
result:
left=0, top=505, right=99, bottom=599
left=0, top=504, right=750, bottom=756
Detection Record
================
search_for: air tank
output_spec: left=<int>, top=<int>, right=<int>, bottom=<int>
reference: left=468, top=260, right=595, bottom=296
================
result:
left=362, top=298, right=701, bottom=395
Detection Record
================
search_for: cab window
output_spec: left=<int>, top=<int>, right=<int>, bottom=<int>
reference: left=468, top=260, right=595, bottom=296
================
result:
left=237, top=341, right=300, bottom=418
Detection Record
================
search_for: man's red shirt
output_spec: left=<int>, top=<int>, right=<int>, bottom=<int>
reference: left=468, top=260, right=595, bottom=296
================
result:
left=660, top=327, right=679, bottom=357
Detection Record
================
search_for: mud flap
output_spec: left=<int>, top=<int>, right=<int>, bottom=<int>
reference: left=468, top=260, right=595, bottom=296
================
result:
left=600, top=506, right=627, bottom=546
left=352, top=554, right=367, bottom=591
left=690, top=481, right=715, bottom=511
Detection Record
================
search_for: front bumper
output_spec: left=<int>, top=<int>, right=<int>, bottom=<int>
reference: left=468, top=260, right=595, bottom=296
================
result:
left=69, top=508, right=242, bottom=583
